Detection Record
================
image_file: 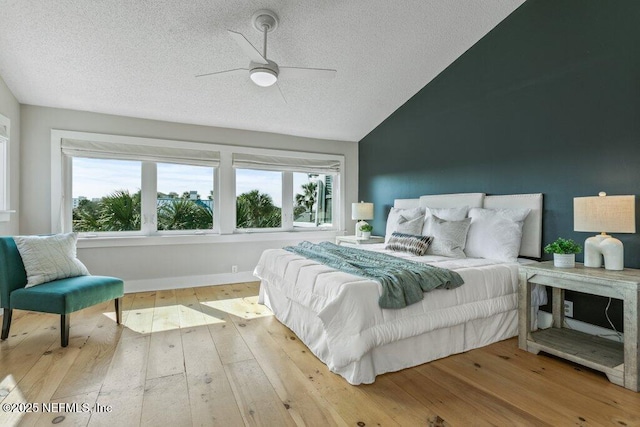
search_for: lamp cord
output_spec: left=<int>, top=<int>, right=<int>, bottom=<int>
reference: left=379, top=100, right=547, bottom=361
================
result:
left=563, top=298, right=623, bottom=342
left=604, top=297, right=624, bottom=342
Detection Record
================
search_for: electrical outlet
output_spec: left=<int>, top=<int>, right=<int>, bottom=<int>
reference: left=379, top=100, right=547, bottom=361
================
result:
left=564, top=300, right=574, bottom=318
left=231, top=265, right=238, bottom=273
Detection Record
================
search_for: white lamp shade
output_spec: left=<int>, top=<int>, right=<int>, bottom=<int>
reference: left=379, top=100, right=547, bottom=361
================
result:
left=250, top=69, right=277, bottom=87
left=574, top=194, right=636, bottom=233
left=352, top=202, right=374, bottom=220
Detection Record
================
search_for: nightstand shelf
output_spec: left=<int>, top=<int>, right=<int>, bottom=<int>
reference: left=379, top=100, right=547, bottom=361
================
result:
left=528, top=328, right=624, bottom=384
left=335, top=235, right=384, bottom=245
left=519, top=261, right=640, bottom=391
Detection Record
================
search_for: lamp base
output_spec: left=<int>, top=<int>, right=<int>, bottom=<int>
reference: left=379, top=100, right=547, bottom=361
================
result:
left=355, top=220, right=368, bottom=238
left=584, top=234, right=624, bottom=271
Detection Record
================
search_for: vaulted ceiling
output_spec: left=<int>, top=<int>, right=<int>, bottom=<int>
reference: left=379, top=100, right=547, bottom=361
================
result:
left=0, top=0, right=524, bottom=142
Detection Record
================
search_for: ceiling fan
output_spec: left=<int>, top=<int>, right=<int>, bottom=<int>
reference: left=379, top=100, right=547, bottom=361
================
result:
left=197, top=9, right=336, bottom=95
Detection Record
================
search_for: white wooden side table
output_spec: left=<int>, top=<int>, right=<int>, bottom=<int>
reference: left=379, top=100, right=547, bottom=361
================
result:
left=519, top=261, right=640, bottom=391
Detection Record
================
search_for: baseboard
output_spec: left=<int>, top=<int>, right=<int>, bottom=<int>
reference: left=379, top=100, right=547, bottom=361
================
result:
left=537, top=311, right=624, bottom=342
left=124, top=271, right=257, bottom=293
left=0, top=271, right=258, bottom=317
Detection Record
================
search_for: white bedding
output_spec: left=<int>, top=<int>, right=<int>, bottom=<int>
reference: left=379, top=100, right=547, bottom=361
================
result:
left=255, top=243, right=546, bottom=384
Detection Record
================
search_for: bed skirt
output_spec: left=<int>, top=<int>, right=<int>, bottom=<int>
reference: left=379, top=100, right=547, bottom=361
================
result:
left=259, top=278, right=518, bottom=385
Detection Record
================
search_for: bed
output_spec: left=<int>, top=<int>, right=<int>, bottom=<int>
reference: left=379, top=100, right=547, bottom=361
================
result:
left=255, top=193, right=546, bottom=385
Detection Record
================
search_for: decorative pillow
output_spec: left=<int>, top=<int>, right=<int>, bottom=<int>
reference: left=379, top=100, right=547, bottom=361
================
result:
left=421, top=206, right=469, bottom=235
left=385, top=207, right=424, bottom=243
left=13, top=233, right=90, bottom=287
left=395, top=215, right=423, bottom=235
left=464, top=208, right=531, bottom=262
left=385, top=232, right=434, bottom=256
left=424, top=216, right=472, bottom=258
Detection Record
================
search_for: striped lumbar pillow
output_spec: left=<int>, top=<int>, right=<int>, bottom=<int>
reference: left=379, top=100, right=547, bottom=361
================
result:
left=385, top=232, right=434, bottom=256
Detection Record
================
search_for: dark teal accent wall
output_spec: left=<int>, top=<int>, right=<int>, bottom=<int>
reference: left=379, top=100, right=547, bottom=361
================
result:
left=359, top=0, right=640, bottom=329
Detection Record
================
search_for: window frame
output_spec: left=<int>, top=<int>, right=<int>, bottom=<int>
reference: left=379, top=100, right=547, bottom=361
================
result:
left=0, top=114, right=9, bottom=220
left=51, top=130, right=344, bottom=240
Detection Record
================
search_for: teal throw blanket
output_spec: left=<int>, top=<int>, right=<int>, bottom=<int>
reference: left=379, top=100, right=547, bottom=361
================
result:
left=284, top=241, right=464, bottom=309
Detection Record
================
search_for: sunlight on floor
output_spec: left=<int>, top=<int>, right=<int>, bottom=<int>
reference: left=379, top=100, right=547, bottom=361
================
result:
left=118, top=295, right=273, bottom=333
left=202, top=295, right=273, bottom=320
left=0, top=375, right=25, bottom=427
left=101, top=311, right=117, bottom=322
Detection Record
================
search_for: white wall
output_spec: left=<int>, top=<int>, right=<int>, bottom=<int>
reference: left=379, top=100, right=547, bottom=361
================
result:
left=0, top=75, right=20, bottom=236
left=20, top=105, right=358, bottom=290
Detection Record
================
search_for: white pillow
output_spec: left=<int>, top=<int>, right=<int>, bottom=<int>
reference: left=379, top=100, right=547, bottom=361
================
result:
left=424, top=216, right=471, bottom=258
left=385, top=207, right=424, bottom=243
left=464, top=208, right=531, bottom=262
left=13, top=233, right=90, bottom=287
left=422, top=206, right=469, bottom=235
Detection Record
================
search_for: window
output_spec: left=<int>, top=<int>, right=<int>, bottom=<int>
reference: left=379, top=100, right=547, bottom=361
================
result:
left=60, top=137, right=220, bottom=236
left=235, top=169, right=282, bottom=229
left=234, top=170, right=336, bottom=231
left=53, top=131, right=344, bottom=238
left=157, top=163, right=214, bottom=231
left=72, top=157, right=142, bottom=232
left=71, top=159, right=215, bottom=235
left=232, top=153, right=340, bottom=232
left=293, top=173, right=333, bottom=228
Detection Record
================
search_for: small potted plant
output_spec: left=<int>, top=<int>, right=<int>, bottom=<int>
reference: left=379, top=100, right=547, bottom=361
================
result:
left=359, top=223, right=373, bottom=239
left=544, top=237, right=582, bottom=268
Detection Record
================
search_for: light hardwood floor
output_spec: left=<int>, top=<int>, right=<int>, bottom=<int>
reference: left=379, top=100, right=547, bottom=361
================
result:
left=2, top=281, right=640, bottom=426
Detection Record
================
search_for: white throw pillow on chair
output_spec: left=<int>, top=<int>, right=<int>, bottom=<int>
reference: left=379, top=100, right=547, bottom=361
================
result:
left=13, top=233, right=90, bottom=287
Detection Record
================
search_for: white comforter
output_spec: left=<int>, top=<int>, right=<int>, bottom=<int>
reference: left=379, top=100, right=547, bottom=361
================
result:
left=255, top=244, right=545, bottom=372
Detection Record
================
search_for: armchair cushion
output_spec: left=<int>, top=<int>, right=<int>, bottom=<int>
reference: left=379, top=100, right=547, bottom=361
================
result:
left=9, top=275, right=124, bottom=315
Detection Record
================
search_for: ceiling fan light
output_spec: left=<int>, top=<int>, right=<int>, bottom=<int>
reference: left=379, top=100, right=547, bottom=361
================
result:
left=250, top=68, right=277, bottom=87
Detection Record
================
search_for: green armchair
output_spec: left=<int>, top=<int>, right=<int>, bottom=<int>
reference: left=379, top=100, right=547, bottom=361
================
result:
left=0, top=236, right=124, bottom=347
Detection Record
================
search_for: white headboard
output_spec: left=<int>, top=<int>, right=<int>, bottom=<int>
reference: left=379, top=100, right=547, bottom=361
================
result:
left=394, top=192, right=485, bottom=209
left=393, top=198, right=422, bottom=209
left=419, top=192, right=485, bottom=209
left=393, top=192, right=543, bottom=258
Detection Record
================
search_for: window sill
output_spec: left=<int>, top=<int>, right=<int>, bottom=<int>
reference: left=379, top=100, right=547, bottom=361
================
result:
left=0, top=210, right=16, bottom=222
left=77, top=229, right=342, bottom=249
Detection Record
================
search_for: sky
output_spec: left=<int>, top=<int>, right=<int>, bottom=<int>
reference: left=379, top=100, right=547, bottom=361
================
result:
left=72, top=158, right=311, bottom=207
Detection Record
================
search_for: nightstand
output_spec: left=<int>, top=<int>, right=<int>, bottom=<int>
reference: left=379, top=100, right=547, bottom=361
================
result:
left=519, top=261, right=640, bottom=391
left=335, top=235, right=385, bottom=245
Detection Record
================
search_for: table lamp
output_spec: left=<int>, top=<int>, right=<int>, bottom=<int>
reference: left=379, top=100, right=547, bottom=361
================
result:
left=352, top=201, right=374, bottom=237
left=574, top=192, right=636, bottom=270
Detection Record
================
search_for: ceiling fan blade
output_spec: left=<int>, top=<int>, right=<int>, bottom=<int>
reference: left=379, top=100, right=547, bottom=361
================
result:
left=279, top=67, right=337, bottom=79
left=227, top=30, right=268, bottom=65
left=195, top=68, right=247, bottom=78
left=275, top=83, right=287, bottom=104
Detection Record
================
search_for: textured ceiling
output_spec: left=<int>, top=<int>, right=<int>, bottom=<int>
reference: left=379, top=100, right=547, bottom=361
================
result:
left=0, top=0, right=524, bottom=142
